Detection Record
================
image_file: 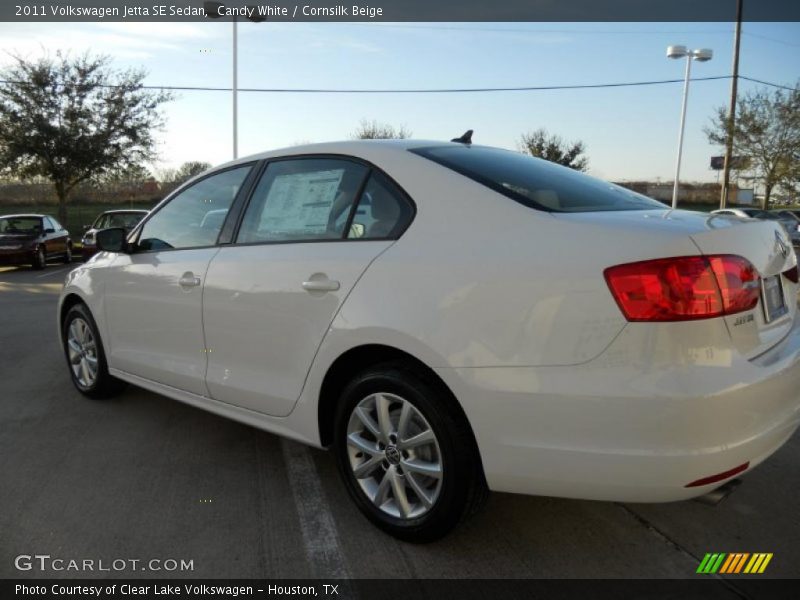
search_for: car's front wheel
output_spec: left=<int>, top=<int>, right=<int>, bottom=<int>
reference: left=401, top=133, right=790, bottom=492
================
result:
left=333, top=362, right=488, bottom=542
left=62, top=303, right=126, bottom=399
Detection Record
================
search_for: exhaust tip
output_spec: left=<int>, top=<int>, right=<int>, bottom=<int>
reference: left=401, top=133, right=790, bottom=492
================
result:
left=693, top=478, right=742, bottom=506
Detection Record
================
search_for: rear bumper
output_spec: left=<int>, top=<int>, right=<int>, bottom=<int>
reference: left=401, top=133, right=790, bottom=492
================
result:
left=438, top=316, right=800, bottom=502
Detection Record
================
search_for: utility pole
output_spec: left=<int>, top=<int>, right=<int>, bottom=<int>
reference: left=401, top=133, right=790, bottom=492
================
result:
left=720, top=0, right=743, bottom=209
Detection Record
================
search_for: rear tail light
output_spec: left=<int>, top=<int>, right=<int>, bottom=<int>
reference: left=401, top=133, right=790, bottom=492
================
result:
left=604, top=255, right=760, bottom=322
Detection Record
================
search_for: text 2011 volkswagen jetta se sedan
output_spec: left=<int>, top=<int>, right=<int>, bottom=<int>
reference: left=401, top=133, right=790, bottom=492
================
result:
left=58, top=138, right=800, bottom=541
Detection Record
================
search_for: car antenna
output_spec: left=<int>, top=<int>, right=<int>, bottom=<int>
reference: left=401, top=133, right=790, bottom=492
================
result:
left=451, top=129, right=473, bottom=144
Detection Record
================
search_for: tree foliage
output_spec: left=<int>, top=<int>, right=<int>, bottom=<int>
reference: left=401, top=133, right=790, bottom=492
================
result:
left=352, top=119, right=412, bottom=140
left=706, top=84, right=800, bottom=208
left=518, top=128, right=589, bottom=171
left=101, top=163, right=152, bottom=184
left=0, top=52, right=173, bottom=223
left=174, top=161, right=212, bottom=184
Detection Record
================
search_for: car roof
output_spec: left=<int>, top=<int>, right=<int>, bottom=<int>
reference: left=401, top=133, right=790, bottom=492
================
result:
left=217, top=139, right=456, bottom=171
left=98, top=209, right=149, bottom=215
left=0, top=213, right=47, bottom=219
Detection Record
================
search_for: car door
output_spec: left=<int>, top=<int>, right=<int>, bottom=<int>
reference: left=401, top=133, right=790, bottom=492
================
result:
left=42, top=217, right=62, bottom=257
left=102, top=165, right=253, bottom=395
left=49, top=217, right=69, bottom=256
left=202, top=158, right=414, bottom=416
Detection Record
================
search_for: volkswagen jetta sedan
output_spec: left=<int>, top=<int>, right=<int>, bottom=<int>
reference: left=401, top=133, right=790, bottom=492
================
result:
left=58, top=139, right=800, bottom=541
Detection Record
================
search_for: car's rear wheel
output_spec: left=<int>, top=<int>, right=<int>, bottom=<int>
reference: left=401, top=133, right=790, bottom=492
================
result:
left=62, top=303, right=127, bottom=399
left=32, top=246, right=46, bottom=270
left=333, top=362, right=488, bottom=542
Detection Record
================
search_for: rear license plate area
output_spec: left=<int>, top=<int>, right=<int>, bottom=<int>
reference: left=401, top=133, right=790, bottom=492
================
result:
left=762, top=274, right=788, bottom=322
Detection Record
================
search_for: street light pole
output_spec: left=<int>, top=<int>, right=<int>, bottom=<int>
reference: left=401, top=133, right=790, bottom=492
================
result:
left=666, top=45, right=713, bottom=210
left=204, top=2, right=265, bottom=161
left=672, top=55, right=692, bottom=209
left=233, top=16, right=238, bottom=159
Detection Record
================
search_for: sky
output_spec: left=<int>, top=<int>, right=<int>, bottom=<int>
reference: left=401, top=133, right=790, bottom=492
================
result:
left=0, top=20, right=798, bottom=183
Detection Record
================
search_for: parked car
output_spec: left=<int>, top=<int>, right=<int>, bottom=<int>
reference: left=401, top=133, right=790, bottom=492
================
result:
left=0, top=214, right=72, bottom=269
left=712, top=207, right=800, bottom=245
left=58, top=139, right=800, bottom=541
left=774, top=209, right=800, bottom=224
left=81, top=210, right=148, bottom=260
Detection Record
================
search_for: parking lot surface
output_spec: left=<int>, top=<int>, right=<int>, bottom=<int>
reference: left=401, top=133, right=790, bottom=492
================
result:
left=1, top=264, right=798, bottom=586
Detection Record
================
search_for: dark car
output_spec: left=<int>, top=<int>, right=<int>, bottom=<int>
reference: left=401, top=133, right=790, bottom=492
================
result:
left=0, top=214, right=73, bottom=269
left=774, top=209, right=800, bottom=223
left=713, top=208, right=800, bottom=245
left=81, top=209, right=148, bottom=260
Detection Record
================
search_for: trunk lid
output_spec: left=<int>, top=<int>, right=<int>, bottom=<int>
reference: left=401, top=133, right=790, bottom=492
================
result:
left=689, top=213, right=797, bottom=359
left=554, top=209, right=797, bottom=359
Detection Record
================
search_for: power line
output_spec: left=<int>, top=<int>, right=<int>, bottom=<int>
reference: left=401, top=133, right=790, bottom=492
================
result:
left=742, top=31, right=800, bottom=48
left=0, top=75, right=733, bottom=93
left=0, top=74, right=793, bottom=94
left=739, top=76, right=798, bottom=91
left=351, top=23, right=800, bottom=49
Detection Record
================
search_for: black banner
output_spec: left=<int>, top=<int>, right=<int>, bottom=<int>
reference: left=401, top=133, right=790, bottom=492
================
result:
left=4, top=579, right=800, bottom=600
left=3, top=0, right=800, bottom=23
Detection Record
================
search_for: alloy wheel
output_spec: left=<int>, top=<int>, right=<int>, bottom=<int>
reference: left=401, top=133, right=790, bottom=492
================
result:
left=67, top=317, right=98, bottom=388
left=346, top=392, right=443, bottom=520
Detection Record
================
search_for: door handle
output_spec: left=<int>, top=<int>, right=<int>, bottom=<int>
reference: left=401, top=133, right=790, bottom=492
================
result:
left=178, top=272, right=201, bottom=288
left=302, top=279, right=340, bottom=292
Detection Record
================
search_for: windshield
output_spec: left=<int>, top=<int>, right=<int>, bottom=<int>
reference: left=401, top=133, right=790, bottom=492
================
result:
left=410, top=145, right=665, bottom=213
left=93, top=212, right=146, bottom=230
left=0, top=217, right=42, bottom=234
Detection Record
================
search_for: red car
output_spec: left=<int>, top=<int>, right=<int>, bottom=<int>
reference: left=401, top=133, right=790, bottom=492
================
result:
left=0, top=214, right=73, bottom=269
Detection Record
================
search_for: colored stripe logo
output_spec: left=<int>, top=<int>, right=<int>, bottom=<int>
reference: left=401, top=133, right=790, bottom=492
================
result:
left=697, top=553, right=773, bottom=574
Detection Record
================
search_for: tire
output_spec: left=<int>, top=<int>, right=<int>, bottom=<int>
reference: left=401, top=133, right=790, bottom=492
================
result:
left=62, top=303, right=127, bottom=399
left=32, top=246, right=46, bottom=270
left=333, top=361, right=488, bottom=542
left=63, top=244, right=73, bottom=264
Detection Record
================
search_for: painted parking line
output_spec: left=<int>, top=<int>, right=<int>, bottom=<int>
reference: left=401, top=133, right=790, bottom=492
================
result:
left=280, top=439, right=349, bottom=578
left=35, top=266, right=73, bottom=279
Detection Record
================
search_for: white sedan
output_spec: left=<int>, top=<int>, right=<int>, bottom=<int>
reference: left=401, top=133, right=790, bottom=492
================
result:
left=58, top=139, right=800, bottom=541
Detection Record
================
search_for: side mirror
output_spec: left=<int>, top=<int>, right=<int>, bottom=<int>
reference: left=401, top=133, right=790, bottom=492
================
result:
left=44, top=228, right=55, bottom=234
left=96, top=228, right=129, bottom=253
left=82, top=224, right=91, bottom=232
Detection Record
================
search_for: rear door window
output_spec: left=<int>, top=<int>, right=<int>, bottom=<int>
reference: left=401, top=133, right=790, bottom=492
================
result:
left=237, top=158, right=369, bottom=244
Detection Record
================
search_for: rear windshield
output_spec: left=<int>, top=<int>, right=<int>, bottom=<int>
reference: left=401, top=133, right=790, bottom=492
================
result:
left=0, top=216, right=42, bottom=233
left=410, top=145, right=665, bottom=213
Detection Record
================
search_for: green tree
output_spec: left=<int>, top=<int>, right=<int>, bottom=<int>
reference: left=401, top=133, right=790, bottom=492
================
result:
left=173, top=161, right=212, bottom=184
left=102, top=163, right=152, bottom=185
left=0, top=52, right=173, bottom=224
left=518, top=128, right=589, bottom=171
left=352, top=119, right=411, bottom=140
left=706, top=84, right=800, bottom=208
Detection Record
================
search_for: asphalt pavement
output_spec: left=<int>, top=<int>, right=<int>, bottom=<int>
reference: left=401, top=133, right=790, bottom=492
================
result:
left=0, top=262, right=798, bottom=586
